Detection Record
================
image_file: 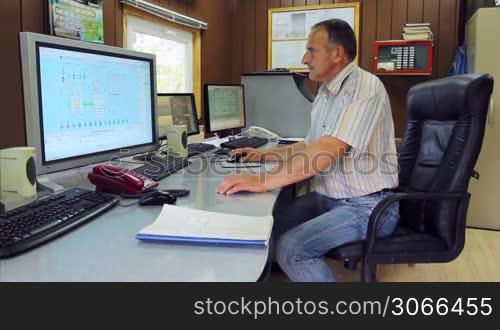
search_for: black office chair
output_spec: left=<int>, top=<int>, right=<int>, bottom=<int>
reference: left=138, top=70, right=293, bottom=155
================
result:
left=328, top=73, right=494, bottom=281
left=271, top=74, right=494, bottom=282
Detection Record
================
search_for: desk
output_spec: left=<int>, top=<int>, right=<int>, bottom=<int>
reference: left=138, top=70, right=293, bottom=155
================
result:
left=0, top=151, right=279, bottom=282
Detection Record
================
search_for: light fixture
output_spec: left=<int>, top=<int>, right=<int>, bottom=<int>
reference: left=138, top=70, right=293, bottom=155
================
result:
left=120, top=0, right=208, bottom=30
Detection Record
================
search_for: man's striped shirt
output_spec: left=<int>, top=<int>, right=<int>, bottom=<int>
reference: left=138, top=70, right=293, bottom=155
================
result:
left=305, top=62, right=398, bottom=198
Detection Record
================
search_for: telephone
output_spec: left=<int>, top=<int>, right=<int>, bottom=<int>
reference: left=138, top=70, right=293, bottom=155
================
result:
left=88, top=165, right=158, bottom=195
left=245, top=126, right=281, bottom=141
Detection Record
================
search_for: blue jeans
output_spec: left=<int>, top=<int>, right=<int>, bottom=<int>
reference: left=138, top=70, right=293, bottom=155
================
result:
left=273, top=191, right=399, bottom=282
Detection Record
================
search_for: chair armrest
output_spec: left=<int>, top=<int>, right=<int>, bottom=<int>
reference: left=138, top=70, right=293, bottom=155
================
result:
left=363, top=191, right=469, bottom=258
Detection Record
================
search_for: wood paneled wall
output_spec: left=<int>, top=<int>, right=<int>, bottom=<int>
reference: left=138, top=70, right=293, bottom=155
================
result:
left=231, top=0, right=461, bottom=137
left=0, top=0, right=235, bottom=149
left=0, top=0, right=460, bottom=148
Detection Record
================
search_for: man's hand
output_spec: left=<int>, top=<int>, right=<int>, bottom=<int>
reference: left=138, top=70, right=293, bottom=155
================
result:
left=216, top=174, right=269, bottom=195
left=230, top=147, right=262, bottom=162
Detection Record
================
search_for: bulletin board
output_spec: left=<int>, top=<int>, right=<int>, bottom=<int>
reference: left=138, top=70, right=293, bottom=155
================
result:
left=268, top=3, right=360, bottom=71
left=48, top=0, right=104, bottom=43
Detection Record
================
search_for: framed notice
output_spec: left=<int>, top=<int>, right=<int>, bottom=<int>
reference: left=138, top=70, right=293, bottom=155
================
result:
left=49, top=0, right=104, bottom=43
left=268, top=3, right=360, bottom=71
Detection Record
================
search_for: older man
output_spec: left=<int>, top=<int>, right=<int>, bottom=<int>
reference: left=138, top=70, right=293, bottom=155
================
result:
left=217, top=19, right=399, bottom=282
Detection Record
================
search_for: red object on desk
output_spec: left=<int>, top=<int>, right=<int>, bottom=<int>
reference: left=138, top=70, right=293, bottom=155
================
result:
left=88, top=165, right=158, bottom=195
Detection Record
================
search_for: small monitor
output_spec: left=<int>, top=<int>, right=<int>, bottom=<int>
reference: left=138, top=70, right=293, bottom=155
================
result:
left=204, top=84, right=246, bottom=137
left=20, top=32, right=158, bottom=175
left=157, top=93, right=199, bottom=137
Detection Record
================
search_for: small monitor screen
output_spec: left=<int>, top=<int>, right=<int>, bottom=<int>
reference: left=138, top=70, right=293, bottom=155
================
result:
left=37, top=44, right=156, bottom=163
left=157, top=94, right=199, bottom=136
left=204, top=85, right=246, bottom=133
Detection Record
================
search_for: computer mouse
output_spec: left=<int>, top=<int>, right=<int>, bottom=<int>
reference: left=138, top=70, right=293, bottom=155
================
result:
left=215, top=148, right=231, bottom=155
left=139, top=191, right=177, bottom=206
left=160, top=189, right=190, bottom=197
left=227, top=154, right=243, bottom=163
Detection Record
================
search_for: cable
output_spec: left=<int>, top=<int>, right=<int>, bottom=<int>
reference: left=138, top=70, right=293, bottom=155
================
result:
left=118, top=201, right=140, bottom=207
left=117, top=160, right=145, bottom=165
left=210, top=154, right=230, bottom=163
left=33, top=193, right=53, bottom=202
left=120, top=192, right=147, bottom=199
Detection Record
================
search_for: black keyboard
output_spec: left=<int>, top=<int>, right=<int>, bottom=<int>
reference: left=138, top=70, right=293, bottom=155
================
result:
left=187, top=143, right=216, bottom=157
left=133, top=155, right=190, bottom=181
left=220, top=136, right=269, bottom=149
left=0, top=188, right=118, bottom=258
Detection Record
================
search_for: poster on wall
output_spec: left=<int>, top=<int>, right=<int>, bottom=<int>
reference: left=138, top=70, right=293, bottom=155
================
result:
left=48, top=0, right=104, bottom=43
left=268, top=3, right=360, bottom=71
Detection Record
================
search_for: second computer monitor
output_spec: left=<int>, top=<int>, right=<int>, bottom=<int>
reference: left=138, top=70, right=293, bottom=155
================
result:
left=157, top=93, right=200, bottom=137
left=204, top=84, right=246, bottom=137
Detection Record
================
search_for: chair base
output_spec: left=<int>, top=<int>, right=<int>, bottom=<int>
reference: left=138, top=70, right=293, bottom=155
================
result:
left=344, top=260, right=358, bottom=270
left=362, top=263, right=377, bottom=282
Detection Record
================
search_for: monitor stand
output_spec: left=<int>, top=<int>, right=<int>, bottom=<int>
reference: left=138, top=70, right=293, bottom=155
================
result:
left=217, top=129, right=240, bottom=140
left=37, top=175, right=65, bottom=193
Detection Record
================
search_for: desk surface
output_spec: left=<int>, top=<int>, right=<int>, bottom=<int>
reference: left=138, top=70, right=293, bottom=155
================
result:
left=0, top=151, right=279, bottom=282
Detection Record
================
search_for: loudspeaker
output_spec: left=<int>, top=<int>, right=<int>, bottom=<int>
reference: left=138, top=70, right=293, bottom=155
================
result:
left=166, top=125, right=188, bottom=157
left=0, top=147, right=37, bottom=198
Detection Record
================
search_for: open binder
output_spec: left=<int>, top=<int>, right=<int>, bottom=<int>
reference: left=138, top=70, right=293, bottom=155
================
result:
left=136, top=205, right=273, bottom=247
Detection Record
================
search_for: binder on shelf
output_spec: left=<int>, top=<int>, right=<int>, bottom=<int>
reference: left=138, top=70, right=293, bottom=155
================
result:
left=402, top=32, right=433, bottom=41
left=136, top=204, right=273, bottom=247
left=404, top=23, right=431, bottom=27
left=402, top=22, right=433, bottom=41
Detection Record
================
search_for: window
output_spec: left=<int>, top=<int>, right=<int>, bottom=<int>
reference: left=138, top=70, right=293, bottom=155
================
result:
left=126, top=15, right=192, bottom=93
left=123, top=7, right=202, bottom=117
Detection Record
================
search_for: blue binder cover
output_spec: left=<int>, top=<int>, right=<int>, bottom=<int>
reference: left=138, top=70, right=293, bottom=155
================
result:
left=136, top=234, right=266, bottom=247
left=136, top=205, right=273, bottom=248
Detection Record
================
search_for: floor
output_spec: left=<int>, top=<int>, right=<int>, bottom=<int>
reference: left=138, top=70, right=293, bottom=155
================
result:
left=269, top=228, right=500, bottom=282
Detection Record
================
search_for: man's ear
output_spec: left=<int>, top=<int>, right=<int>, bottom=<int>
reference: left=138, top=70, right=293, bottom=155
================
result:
left=332, top=45, right=346, bottom=64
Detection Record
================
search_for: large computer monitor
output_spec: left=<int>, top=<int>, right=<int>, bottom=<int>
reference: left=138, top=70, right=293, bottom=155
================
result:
left=20, top=32, right=158, bottom=175
left=157, top=93, right=199, bottom=137
left=203, top=84, right=246, bottom=138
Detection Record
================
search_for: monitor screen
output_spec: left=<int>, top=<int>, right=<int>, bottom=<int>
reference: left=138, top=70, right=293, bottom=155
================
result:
left=21, top=32, right=158, bottom=175
left=157, top=93, right=199, bottom=136
left=204, top=84, right=246, bottom=133
left=36, top=44, right=156, bottom=163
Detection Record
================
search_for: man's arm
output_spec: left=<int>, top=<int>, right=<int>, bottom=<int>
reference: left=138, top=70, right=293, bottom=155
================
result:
left=232, top=141, right=307, bottom=162
left=217, top=137, right=349, bottom=195
left=264, top=137, right=348, bottom=190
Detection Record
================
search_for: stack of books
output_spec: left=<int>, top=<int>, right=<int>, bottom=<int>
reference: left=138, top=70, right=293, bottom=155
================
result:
left=402, top=23, right=433, bottom=41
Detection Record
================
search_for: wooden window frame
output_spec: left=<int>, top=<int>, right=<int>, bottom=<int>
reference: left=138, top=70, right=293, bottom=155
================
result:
left=123, top=6, right=202, bottom=118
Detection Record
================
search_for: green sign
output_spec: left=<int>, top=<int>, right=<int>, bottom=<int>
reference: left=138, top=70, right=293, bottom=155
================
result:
left=49, top=0, right=104, bottom=43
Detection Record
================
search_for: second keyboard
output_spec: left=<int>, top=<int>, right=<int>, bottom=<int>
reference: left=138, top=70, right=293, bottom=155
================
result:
left=187, top=143, right=216, bottom=157
left=220, top=137, right=268, bottom=149
left=133, top=155, right=190, bottom=181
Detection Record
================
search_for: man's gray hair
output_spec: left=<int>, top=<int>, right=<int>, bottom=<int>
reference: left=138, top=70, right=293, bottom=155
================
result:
left=312, top=19, right=357, bottom=60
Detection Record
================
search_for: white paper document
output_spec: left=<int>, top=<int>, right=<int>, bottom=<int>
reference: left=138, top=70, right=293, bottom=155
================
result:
left=137, top=205, right=274, bottom=247
left=201, top=136, right=229, bottom=147
left=279, top=137, right=305, bottom=142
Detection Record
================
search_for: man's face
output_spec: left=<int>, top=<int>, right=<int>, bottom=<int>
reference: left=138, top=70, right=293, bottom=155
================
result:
left=302, top=28, right=341, bottom=82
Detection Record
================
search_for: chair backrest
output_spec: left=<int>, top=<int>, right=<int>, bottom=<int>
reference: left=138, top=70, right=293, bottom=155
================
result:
left=397, top=74, right=493, bottom=244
